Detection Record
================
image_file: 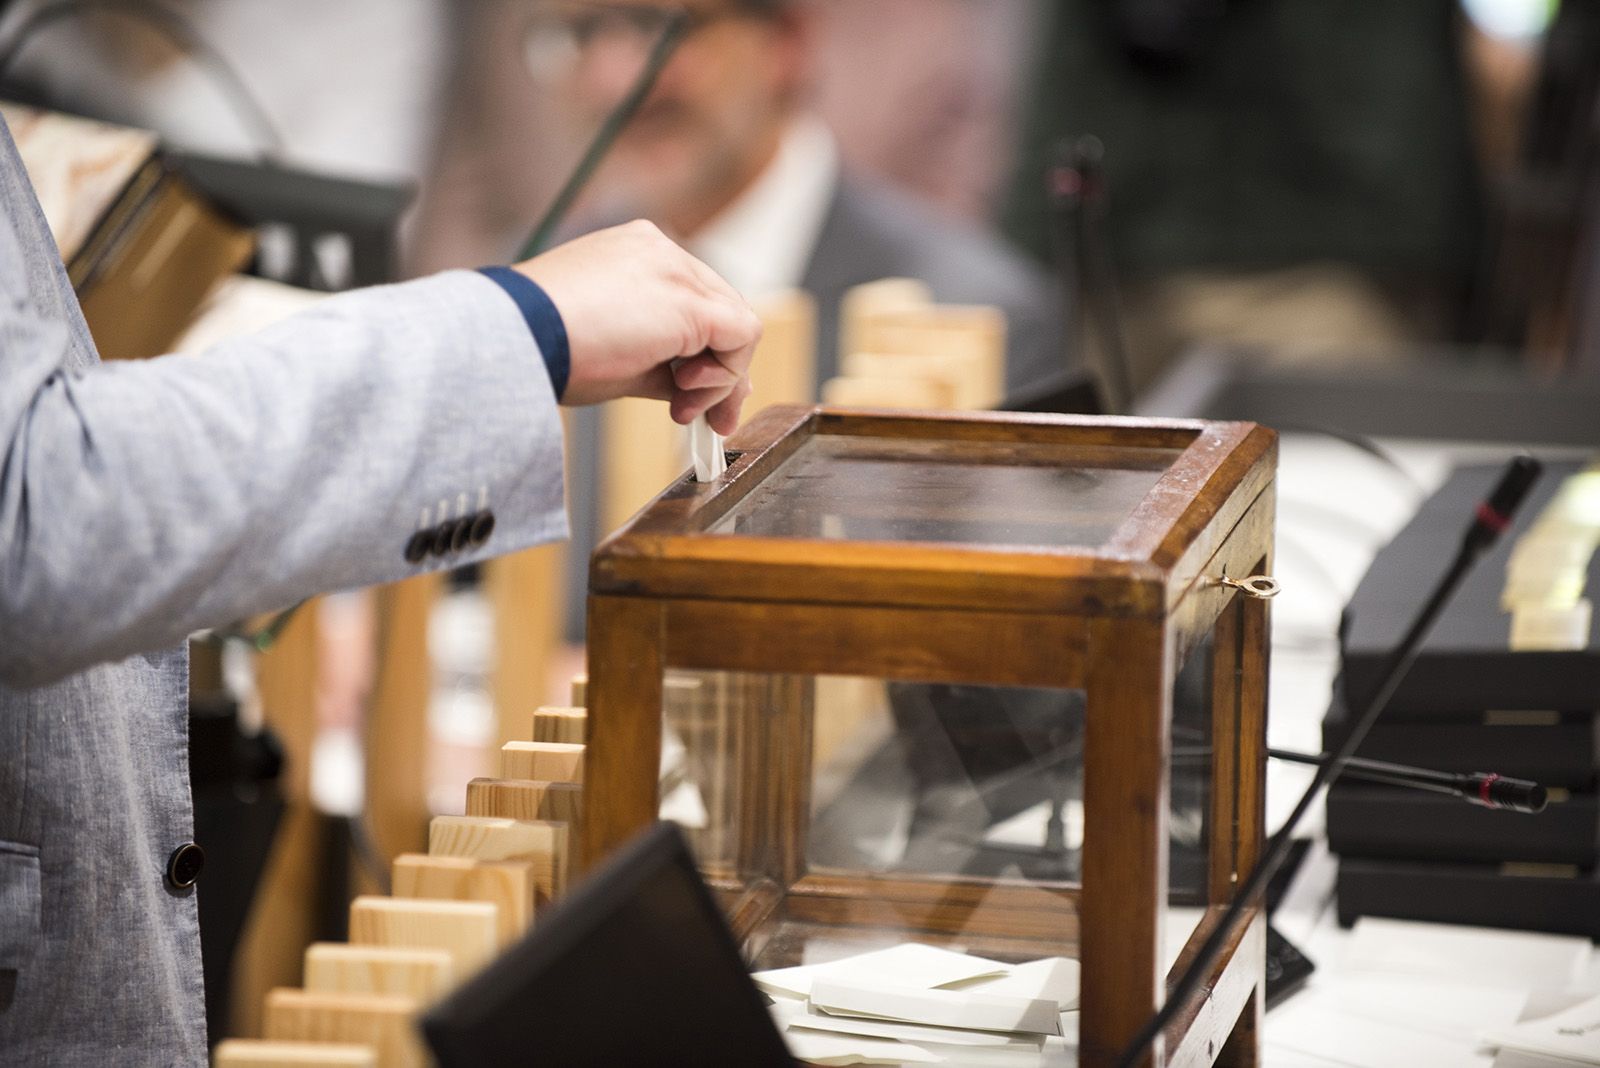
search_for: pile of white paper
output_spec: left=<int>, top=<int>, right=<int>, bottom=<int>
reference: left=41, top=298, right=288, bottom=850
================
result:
left=1483, top=992, right=1600, bottom=1065
left=753, top=944, right=1080, bottom=1066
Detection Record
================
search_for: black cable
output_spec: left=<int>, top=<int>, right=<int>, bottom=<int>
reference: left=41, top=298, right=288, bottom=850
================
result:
left=1114, top=454, right=1542, bottom=1068
left=0, top=0, right=286, bottom=160
left=1271, top=419, right=1428, bottom=500
left=203, top=599, right=307, bottom=653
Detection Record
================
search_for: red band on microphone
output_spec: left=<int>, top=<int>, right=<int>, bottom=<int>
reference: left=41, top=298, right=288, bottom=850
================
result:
left=1050, top=169, right=1083, bottom=198
left=1479, top=773, right=1501, bottom=808
left=1476, top=502, right=1511, bottom=535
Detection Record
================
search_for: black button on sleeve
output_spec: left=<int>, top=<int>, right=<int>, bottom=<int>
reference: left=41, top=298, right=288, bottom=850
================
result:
left=431, top=520, right=459, bottom=556
left=449, top=517, right=475, bottom=554
left=468, top=511, right=496, bottom=547
left=166, top=843, right=205, bottom=890
left=405, top=528, right=434, bottom=564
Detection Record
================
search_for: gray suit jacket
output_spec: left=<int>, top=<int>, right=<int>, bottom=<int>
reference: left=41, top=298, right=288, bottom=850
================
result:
left=0, top=120, right=567, bottom=1063
left=802, top=175, right=1071, bottom=398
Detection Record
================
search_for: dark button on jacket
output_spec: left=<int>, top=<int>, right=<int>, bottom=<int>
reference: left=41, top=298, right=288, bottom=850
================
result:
left=469, top=511, right=496, bottom=547
left=405, top=528, right=434, bottom=563
left=166, top=843, right=205, bottom=890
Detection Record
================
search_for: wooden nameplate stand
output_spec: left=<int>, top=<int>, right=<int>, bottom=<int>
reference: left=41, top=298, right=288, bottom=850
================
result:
left=219, top=693, right=590, bottom=1067
left=823, top=279, right=1004, bottom=413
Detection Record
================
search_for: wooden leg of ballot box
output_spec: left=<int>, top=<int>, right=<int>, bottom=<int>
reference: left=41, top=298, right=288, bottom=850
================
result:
left=391, top=852, right=534, bottom=944
left=262, top=990, right=423, bottom=1068
left=1208, top=586, right=1270, bottom=1068
left=347, top=896, right=500, bottom=980
left=302, top=943, right=455, bottom=1002
left=428, top=814, right=568, bottom=905
left=213, top=1040, right=377, bottom=1068
left=581, top=596, right=664, bottom=871
left=1081, top=617, right=1171, bottom=1068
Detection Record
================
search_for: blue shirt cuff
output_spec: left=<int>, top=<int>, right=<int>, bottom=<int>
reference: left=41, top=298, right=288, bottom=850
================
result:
left=478, top=266, right=570, bottom=401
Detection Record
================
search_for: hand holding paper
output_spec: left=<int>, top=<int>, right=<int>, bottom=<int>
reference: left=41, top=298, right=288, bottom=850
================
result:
left=518, top=221, right=759, bottom=431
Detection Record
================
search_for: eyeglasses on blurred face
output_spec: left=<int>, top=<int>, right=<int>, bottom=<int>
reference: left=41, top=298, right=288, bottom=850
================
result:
left=523, top=1, right=762, bottom=82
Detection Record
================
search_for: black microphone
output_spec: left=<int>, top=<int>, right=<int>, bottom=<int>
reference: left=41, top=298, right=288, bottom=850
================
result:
left=1048, top=134, right=1136, bottom=415
left=1268, top=748, right=1549, bottom=815
left=1114, top=454, right=1543, bottom=1068
left=1465, top=454, right=1542, bottom=552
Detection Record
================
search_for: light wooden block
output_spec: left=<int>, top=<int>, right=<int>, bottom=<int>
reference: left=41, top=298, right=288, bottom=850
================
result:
left=466, top=777, right=583, bottom=824
left=213, top=1040, right=377, bottom=1068
left=391, top=852, right=533, bottom=941
left=853, top=304, right=1005, bottom=408
left=428, top=814, right=568, bottom=903
left=569, top=673, right=587, bottom=707
left=839, top=277, right=932, bottom=363
left=347, top=896, right=499, bottom=979
left=500, top=740, right=584, bottom=783
left=821, top=373, right=958, bottom=410
left=262, top=990, right=422, bottom=1068
left=531, top=705, right=586, bottom=745
left=844, top=346, right=996, bottom=412
left=303, top=942, right=454, bottom=1002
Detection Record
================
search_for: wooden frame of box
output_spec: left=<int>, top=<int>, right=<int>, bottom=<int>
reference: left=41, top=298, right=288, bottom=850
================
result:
left=583, top=406, right=1276, bottom=1068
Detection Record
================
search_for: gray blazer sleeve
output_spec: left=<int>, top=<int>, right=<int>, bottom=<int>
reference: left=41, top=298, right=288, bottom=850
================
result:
left=0, top=266, right=568, bottom=687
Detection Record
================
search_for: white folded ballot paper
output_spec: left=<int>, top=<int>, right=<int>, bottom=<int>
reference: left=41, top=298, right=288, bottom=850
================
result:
left=1483, top=992, right=1600, bottom=1065
left=771, top=1000, right=1047, bottom=1049
left=810, top=978, right=1062, bottom=1038
left=782, top=1029, right=944, bottom=1066
left=754, top=943, right=1010, bottom=1000
left=948, top=957, right=1081, bottom=1012
left=690, top=414, right=727, bottom=482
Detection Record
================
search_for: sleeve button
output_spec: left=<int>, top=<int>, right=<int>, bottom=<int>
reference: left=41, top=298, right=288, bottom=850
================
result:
left=449, top=517, right=475, bottom=553
left=469, top=511, right=496, bottom=547
left=405, top=529, right=434, bottom=563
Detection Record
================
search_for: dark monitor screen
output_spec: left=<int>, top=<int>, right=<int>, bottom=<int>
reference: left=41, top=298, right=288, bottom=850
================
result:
left=421, top=822, right=795, bottom=1067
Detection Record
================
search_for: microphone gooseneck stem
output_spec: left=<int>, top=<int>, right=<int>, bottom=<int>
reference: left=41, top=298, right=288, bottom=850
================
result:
left=1114, top=455, right=1542, bottom=1068
left=1268, top=747, right=1549, bottom=813
left=1049, top=135, right=1135, bottom=416
left=517, top=11, right=691, bottom=260
left=1270, top=747, right=1460, bottom=795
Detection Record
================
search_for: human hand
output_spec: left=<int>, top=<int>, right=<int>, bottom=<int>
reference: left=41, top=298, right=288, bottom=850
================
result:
left=516, top=221, right=761, bottom=434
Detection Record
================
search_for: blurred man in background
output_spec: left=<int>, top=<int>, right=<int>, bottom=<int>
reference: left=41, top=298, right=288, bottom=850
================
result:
left=414, top=0, right=1066, bottom=396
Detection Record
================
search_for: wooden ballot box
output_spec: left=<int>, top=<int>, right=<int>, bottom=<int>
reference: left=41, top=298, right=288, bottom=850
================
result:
left=583, top=406, right=1275, bottom=1068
